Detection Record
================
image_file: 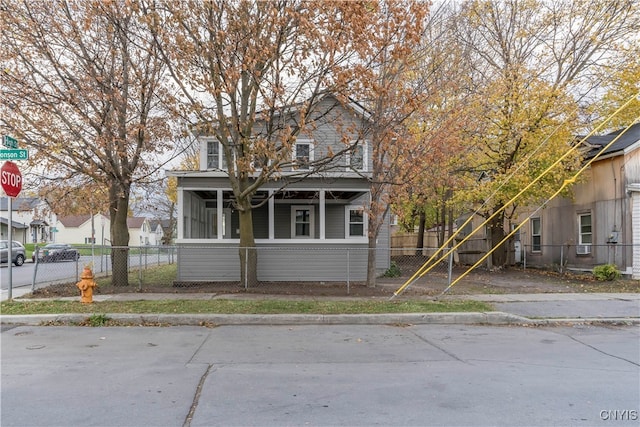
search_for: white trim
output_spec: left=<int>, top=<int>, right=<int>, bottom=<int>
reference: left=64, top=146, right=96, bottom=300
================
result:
left=578, top=212, right=592, bottom=246
left=217, top=189, right=224, bottom=240
left=268, top=190, right=275, bottom=239
left=176, top=238, right=369, bottom=245
left=177, top=188, right=184, bottom=239
left=531, top=217, right=541, bottom=252
left=319, top=190, right=325, bottom=239
left=291, top=205, right=315, bottom=238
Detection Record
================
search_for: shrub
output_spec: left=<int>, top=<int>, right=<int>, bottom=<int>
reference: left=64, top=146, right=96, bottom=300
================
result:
left=593, top=264, right=621, bottom=281
left=382, top=261, right=402, bottom=278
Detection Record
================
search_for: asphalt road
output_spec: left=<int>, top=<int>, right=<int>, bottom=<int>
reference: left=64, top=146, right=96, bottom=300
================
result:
left=2, top=324, right=638, bottom=427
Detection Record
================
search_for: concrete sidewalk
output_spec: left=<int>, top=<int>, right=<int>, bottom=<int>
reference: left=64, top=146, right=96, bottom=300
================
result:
left=1, top=290, right=638, bottom=327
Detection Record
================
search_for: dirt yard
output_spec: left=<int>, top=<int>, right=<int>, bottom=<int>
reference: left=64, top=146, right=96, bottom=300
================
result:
left=28, top=266, right=639, bottom=299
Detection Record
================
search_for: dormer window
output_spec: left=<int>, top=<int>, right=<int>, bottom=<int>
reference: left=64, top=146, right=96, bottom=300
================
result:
left=294, top=140, right=314, bottom=170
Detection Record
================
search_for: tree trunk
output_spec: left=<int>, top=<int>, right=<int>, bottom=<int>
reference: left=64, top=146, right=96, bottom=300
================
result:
left=489, top=212, right=507, bottom=267
left=416, top=210, right=426, bottom=255
left=238, top=203, right=258, bottom=286
left=366, top=234, right=377, bottom=288
left=109, top=182, right=130, bottom=286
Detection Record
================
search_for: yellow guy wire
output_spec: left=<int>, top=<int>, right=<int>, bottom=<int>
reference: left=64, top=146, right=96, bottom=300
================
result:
left=391, top=92, right=640, bottom=299
left=436, top=116, right=640, bottom=297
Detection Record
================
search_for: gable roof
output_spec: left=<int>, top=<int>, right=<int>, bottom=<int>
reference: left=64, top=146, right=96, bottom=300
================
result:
left=127, top=217, right=147, bottom=228
left=582, top=122, right=640, bottom=160
left=58, top=214, right=92, bottom=228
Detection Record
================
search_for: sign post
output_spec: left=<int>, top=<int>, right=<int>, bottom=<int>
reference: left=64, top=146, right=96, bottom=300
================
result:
left=1, top=136, right=27, bottom=300
left=2, top=161, right=23, bottom=300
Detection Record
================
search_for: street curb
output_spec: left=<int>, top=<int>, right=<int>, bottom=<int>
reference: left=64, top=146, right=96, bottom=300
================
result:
left=5, top=312, right=638, bottom=327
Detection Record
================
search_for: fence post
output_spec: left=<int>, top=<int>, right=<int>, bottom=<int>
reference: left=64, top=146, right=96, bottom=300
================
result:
left=560, top=245, right=564, bottom=274
left=447, top=246, right=453, bottom=287
left=138, top=248, right=143, bottom=291
left=244, top=247, right=248, bottom=290
left=31, top=247, right=39, bottom=292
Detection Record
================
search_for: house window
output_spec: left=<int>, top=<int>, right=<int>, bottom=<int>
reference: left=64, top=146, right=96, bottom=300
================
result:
left=579, top=213, right=592, bottom=245
left=531, top=217, right=541, bottom=252
left=294, top=141, right=313, bottom=169
left=207, top=140, right=220, bottom=169
left=347, top=207, right=365, bottom=237
left=576, top=213, right=593, bottom=255
left=347, top=142, right=367, bottom=171
left=291, top=206, right=314, bottom=238
left=206, top=140, right=229, bottom=170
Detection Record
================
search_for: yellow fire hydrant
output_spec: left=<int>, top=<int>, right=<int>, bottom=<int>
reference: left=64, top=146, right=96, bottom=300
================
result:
left=76, top=266, right=97, bottom=303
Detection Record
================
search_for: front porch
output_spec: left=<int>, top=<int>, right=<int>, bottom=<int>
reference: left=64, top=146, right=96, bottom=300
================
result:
left=174, top=177, right=391, bottom=282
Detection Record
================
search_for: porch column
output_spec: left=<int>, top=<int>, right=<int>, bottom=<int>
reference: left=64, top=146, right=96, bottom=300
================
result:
left=217, top=189, right=223, bottom=240
left=268, top=190, right=274, bottom=239
left=177, top=188, right=184, bottom=239
left=320, top=190, right=325, bottom=239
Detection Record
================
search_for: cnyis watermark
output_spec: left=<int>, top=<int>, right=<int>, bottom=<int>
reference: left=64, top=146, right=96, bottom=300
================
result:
left=600, top=410, right=638, bottom=421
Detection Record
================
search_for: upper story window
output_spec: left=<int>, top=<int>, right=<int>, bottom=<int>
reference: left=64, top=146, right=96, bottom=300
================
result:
left=347, top=142, right=367, bottom=171
left=206, top=140, right=228, bottom=170
left=294, top=140, right=314, bottom=170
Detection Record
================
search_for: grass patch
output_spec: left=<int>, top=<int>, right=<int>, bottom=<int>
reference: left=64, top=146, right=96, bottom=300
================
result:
left=0, top=299, right=492, bottom=316
left=95, top=263, right=177, bottom=288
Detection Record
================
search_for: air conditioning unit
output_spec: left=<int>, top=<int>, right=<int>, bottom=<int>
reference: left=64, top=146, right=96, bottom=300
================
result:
left=576, top=244, right=591, bottom=255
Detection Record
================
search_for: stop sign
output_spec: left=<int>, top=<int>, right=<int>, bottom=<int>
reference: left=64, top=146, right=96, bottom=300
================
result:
left=1, top=161, right=22, bottom=198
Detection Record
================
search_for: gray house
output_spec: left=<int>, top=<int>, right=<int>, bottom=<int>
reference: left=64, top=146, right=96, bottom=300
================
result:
left=515, top=122, right=640, bottom=276
left=169, top=95, right=390, bottom=283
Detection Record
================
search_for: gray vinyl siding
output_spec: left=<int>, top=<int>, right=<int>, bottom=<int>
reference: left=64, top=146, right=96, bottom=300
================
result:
left=176, top=243, right=369, bottom=282
left=253, top=204, right=269, bottom=239
left=373, top=210, right=391, bottom=273
left=257, top=245, right=368, bottom=281
left=325, top=205, right=345, bottom=239
left=177, top=245, right=240, bottom=281
left=274, top=204, right=291, bottom=238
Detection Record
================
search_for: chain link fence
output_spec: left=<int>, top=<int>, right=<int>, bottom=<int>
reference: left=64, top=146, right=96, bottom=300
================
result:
left=29, top=245, right=176, bottom=292
left=21, top=243, right=630, bottom=296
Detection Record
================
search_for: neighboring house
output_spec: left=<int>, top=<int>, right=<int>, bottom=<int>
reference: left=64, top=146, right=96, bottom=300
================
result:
left=56, top=214, right=109, bottom=245
left=56, top=214, right=152, bottom=247
left=149, top=219, right=175, bottom=245
left=0, top=197, right=56, bottom=244
left=451, top=123, right=640, bottom=275
left=515, top=122, right=640, bottom=277
left=168, top=94, right=391, bottom=282
left=127, top=217, right=152, bottom=246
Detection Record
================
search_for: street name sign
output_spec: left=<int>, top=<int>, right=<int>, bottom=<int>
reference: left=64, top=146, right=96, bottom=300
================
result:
left=3, top=135, right=18, bottom=149
left=0, top=149, right=29, bottom=160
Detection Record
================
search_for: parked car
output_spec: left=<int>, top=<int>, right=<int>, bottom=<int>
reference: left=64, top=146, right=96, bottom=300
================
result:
left=0, top=240, right=26, bottom=266
left=33, top=243, right=80, bottom=263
